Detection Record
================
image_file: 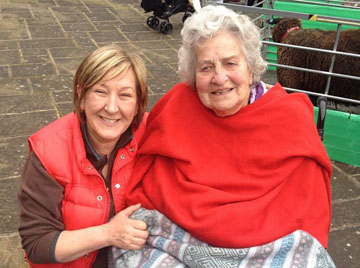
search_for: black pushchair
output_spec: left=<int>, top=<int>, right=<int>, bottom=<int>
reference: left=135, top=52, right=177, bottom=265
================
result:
left=141, top=0, right=196, bottom=34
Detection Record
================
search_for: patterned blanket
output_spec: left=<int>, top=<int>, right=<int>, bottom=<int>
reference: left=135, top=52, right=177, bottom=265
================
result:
left=109, top=208, right=336, bottom=268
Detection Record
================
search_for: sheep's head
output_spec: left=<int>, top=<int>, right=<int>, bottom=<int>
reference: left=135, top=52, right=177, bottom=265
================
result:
left=268, top=18, right=302, bottom=43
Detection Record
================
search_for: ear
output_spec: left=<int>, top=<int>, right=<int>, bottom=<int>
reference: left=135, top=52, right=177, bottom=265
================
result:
left=76, top=85, right=82, bottom=97
left=77, top=85, right=85, bottom=110
left=249, top=70, right=254, bottom=87
left=135, top=101, right=139, bottom=116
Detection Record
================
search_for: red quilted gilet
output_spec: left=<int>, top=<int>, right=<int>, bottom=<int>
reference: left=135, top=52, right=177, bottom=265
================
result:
left=27, top=112, right=147, bottom=268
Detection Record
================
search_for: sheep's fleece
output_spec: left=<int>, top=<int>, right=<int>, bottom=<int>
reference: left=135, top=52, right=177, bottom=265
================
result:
left=272, top=18, right=360, bottom=102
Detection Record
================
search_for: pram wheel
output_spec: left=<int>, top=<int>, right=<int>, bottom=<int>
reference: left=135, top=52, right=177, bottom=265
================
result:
left=146, top=16, right=159, bottom=29
left=160, top=21, right=173, bottom=34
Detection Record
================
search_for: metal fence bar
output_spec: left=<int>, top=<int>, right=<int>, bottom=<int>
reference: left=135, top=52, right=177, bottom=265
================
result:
left=324, top=23, right=342, bottom=95
left=262, top=41, right=360, bottom=58
left=283, top=87, right=360, bottom=105
left=311, top=15, right=360, bottom=26
left=204, top=1, right=360, bottom=26
left=267, top=63, right=360, bottom=81
left=277, top=0, right=360, bottom=9
left=211, top=4, right=313, bottom=19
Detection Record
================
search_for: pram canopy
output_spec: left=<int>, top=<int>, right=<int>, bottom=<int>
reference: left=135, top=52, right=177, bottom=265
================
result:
left=141, top=0, right=162, bottom=13
left=141, top=0, right=190, bottom=13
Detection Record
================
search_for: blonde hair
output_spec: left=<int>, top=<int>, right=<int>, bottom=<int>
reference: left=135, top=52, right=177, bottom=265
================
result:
left=73, top=44, right=148, bottom=129
left=178, top=5, right=267, bottom=87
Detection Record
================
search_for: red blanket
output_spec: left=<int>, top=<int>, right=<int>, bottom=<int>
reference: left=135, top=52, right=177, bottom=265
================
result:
left=126, top=82, right=332, bottom=248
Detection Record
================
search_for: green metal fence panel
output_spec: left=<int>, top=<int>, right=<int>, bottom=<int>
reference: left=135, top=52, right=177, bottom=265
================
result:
left=266, top=0, right=359, bottom=65
left=274, top=1, right=360, bottom=20
left=314, top=107, right=360, bottom=167
left=262, top=2, right=360, bottom=166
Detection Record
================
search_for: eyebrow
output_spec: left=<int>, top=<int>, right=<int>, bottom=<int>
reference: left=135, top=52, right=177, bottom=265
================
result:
left=198, top=54, right=239, bottom=65
left=93, top=82, right=106, bottom=88
left=223, top=55, right=238, bottom=61
left=93, top=83, right=135, bottom=91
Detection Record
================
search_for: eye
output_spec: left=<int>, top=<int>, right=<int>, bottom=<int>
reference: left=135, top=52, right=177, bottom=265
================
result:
left=119, top=89, right=136, bottom=98
left=201, top=65, right=212, bottom=72
left=94, top=89, right=106, bottom=94
left=119, top=93, right=131, bottom=97
left=226, top=61, right=237, bottom=67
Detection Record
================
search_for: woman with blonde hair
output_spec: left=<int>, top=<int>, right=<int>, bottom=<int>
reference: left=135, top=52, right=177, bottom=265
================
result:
left=18, top=44, right=149, bottom=268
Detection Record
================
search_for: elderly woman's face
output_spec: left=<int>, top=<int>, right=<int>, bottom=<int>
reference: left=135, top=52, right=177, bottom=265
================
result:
left=195, top=32, right=253, bottom=117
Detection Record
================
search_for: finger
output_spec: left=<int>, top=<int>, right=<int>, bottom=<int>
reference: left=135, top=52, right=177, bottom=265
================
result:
left=130, top=236, right=148, bottom=247
left=132, top=229, right=149, bottom=240
left=126, top=243, right=145, bottom=251
left=131, top=219, right=148, bottom=230
left=121, top=203, right=141, bottom=217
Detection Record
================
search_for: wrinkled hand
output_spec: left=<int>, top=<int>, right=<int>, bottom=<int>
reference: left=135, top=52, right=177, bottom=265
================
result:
left=102, top=203, right=149, bottom=250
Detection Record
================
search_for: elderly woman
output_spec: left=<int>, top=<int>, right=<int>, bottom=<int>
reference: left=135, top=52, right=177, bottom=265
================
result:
left=18, top=44, right=149, bottom=268
left=125, top=4, right=333, bottom=257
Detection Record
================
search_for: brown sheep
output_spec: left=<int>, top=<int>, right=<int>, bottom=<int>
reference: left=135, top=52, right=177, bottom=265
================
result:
left=269, top=18, right=360, bottom=104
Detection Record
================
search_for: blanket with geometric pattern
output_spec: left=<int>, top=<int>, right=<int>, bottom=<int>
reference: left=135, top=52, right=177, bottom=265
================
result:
left=109, top=208, right=336, bottom=268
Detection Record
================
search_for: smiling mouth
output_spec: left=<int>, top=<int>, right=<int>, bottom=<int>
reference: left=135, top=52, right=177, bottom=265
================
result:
left=211, top=88, right=234, bottom=96
left=100, top=116, right=119, bottom=124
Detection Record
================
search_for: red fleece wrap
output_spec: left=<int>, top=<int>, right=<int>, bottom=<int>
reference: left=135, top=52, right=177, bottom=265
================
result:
left=126, top=82, right=332, bottom=248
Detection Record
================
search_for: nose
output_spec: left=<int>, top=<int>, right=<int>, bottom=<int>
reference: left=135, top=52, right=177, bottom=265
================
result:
left=212, top=67, right=228, bottom=85
left=104, top=94, right=119, bottom=113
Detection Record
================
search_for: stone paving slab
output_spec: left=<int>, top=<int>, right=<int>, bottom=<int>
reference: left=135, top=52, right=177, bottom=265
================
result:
left=0, top=50, right=21, bottom=65
left=0, top=92, right=54, bottom=114
left=0, top=78, right=30, bottom=95
left=328, top=226, right=360, bottom=268
left=19, top=38, right=76, bottom=49
left=0, top=177, right=21, bottom=233
left=30, top=75, right=73, bottom=92
left=11, top=63, right=57, bottom=77
left=56, top=102, right=73, bottom=117
left=0, top=111, right=59, bottom=138
left=0, top=137, right=28, bottom=178
left=331, top=168, right=360, bottom=200
left=332, top=199, right=360, bottom=228
left=0, top=40, right=18, bottom=50
left=0, top=66, right=9, bottom=78
left=0, top=234, right=24, bottom=268
left=0, top=16, right=29, bottom=40
left=53, top=58, right=82, bottom=75
left=0, top=1, right=359, bottom=268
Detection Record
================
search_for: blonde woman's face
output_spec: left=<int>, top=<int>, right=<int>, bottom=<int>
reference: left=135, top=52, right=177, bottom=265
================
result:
left=195, top=32, right=253, bottom=117
left=80, top=68, right=137, bottom=151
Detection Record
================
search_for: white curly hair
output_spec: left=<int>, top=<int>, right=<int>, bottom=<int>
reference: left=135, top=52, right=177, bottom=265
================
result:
left=178, top=5, right=267, bottom=88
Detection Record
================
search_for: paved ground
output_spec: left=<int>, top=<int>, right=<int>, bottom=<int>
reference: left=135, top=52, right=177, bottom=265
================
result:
left=0, top=0, right=359, bottom=267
